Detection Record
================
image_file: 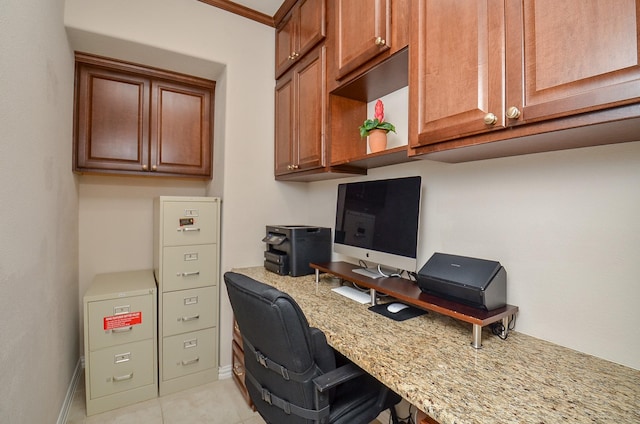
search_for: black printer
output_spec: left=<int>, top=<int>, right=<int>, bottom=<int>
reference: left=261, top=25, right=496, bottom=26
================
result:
left=263, top=225, right=331, bottom=277
left=416, top=253, right=507, bottom=310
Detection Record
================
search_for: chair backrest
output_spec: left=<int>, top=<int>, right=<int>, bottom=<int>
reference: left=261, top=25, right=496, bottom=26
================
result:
left=224, top=272, right=336, bottom=424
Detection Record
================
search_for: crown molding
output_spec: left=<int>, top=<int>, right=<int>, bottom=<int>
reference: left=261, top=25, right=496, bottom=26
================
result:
left=197, top=0, right=275, bottom=27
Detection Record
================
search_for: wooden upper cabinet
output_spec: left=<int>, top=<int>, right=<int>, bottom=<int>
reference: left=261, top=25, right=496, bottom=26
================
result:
left=275, top=0, right=326, bottom=79
left=74, top=53, right=214, bottom=178
left=274, top=72, right=295, bottom=175
left=410, top=0, right=640, bottom=150
left=335, top=0, right=391, bottom=80
left=409, top=0, right=506, bottom=147
left=274, top=45, right=326, bottom=177
left=507, top=0, right=640, bottom=124
left=150, top=80, right=212, bottom=176
left=75, top=64, right=151, bottom=172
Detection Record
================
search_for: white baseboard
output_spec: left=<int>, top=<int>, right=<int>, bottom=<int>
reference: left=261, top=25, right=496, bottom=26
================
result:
left=57, top=357, right=83, bottom=424
left=218, top=364, right=232, bottom=380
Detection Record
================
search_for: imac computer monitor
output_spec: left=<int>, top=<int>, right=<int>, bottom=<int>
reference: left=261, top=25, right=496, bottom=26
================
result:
left=334, top=176, right=422, bottom=278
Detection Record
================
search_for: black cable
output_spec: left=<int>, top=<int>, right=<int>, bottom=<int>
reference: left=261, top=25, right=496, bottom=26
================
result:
left=490, top=315, right=517, bottom=341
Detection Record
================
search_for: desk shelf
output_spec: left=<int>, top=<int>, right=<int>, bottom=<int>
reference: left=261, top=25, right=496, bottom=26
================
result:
left=310, top=261, right=518, bottom=348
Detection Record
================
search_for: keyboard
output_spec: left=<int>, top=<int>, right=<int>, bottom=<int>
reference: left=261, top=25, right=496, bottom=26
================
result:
left=331, top=286, right=371, bottom=304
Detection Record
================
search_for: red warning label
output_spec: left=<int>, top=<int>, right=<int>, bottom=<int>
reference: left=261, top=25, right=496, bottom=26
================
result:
left=103, top=312, right=142, bottom=330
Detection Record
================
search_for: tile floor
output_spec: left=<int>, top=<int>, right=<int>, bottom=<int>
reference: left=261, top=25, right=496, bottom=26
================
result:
left=66, top=372, right=265, bottom=424
left=66, top=372, right=385, bottom=424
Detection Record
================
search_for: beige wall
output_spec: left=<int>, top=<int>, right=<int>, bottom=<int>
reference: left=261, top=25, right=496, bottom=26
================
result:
left=0, top=0, right=79, bottom=421
left=307, top=141, right=640, bottom=369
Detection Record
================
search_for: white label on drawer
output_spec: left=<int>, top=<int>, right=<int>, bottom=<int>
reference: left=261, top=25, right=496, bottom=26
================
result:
left=184, top=338, right=198, bottom=349
left=184, top=296, right=198, bottom=305
left=113, top=305, right=130, bottom=315
left=114, top=352, right=131, bottom=364
left=184, top=209, right=199, bottom=217
left=184, top=252, right=198, bottom=261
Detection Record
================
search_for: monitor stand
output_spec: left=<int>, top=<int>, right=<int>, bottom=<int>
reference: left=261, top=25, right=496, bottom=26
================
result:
left=352, top=267, right=383, bottom=279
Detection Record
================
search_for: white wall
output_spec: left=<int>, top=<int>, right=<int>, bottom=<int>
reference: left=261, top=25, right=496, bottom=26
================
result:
left=307, top=141, right=640, bottom=370
left=0, top=0, right=79, bottom=421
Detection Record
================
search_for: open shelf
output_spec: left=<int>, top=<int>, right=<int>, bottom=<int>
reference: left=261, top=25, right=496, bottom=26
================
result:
left=328, top=49, right=413, bottom=172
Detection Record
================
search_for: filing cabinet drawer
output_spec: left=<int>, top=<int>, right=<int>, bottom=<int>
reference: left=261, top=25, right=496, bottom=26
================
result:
left=87, top=293, right=154, bottom=351
left=163, top=328, right=217, bottom=381
left=162, top=200, right=218, bottom=246
left=88, top=339, right=155, bottom=399
left=232, top=340, right=248, bottom=389
left=162, top=286, right=217, bottom=336
left=162, top=244, right=218, bottom=292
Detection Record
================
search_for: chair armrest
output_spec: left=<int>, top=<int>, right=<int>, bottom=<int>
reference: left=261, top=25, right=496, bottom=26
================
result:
left=312, top=363, right=364, bottom=393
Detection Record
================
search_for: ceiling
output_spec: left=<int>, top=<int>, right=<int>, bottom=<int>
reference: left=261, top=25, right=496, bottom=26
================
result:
left=232, top=0, right=285, bottom=16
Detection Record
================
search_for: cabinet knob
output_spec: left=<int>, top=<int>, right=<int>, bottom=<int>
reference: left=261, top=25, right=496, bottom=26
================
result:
left=506, top=106, right=521, bottom=119
left=142, top=164, right=148, bottom=171
left=288, top=52, right=299, bottom=60
left=374, top=36, right=386, bottom=46
left=151, top=165, right=157, bottom=171
left=483, top=113, right=498, bottom=125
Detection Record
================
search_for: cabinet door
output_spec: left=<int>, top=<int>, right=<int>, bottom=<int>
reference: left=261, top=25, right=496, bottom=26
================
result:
left=295, top=46, right=326, bottom=171
left=275, top=0, right=326, bottom=79
left=274, top=71, right=295, bottom=176
left=275, top=10, right=297, bottom=78
left=298, top=0, right=326, bottom=61
left=409, top=0, right=506, bottom=147
left=274, top=45, right=327, bottom=176
left=506, top=0, right=640, bottom=123
left=335, top=0, right=390, bottom=79
left=75, top=64, right=150, bottom=172
left=150, top=80, right=212, bottom=177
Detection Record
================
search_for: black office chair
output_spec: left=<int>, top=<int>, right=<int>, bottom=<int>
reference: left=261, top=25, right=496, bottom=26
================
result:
left=224, top=272, right=401, bottom=424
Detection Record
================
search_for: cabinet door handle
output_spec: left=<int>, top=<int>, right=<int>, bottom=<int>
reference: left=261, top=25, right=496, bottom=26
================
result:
left=179, top=314, right=200, bottom=322
left=181, top=357, right=200, bottom=366
left=112, top=326, right=133, bottom=333
left=151, top=164, right=157, bottom=171
left=483, top=113, right=498, bottom=125
left=375, top=36, right=386, bottom=46
left=142, top=164, right=148, bottom=171
left=112, top=372, right=134, bottom=382
left=506, top=106, right=521, bottom=119
left=178, top=271, right=200, bottom=277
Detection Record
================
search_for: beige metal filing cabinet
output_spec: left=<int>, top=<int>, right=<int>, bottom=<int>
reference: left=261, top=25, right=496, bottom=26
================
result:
left=154, top=196, right=220, bottom=395
left=83, top=270, right=158, bottom=416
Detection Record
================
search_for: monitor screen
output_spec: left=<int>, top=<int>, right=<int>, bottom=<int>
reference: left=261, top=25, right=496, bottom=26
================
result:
left=334, top=176, right=422, bottom=276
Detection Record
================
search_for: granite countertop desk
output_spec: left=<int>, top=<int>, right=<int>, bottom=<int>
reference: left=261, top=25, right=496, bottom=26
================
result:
left=233, top=267, right=640, bottom=424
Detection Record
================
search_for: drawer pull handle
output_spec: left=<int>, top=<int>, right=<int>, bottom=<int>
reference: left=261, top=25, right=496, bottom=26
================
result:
left=112, top=372, right=134, bottom=382
left=112, top=326, right=133, bottom=333
left=178, top=271, right=200, bottom=277
left=179, top=314, right=200, bottom=322
left=182, top=357, right=200, bottom=366
left=179, top=227, right=201, bottom=232
left=233, top=364, right=245, bottom=377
